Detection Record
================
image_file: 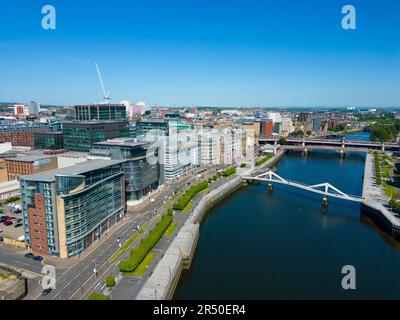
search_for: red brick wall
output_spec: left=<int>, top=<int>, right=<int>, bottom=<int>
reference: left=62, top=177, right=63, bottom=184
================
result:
left=0, top=132, right=35, bottom=147
left=28, top=194, right=49, bottom=255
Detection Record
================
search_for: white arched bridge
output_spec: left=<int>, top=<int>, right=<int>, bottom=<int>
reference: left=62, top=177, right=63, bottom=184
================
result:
left=244, top=171, right=364, bottom=203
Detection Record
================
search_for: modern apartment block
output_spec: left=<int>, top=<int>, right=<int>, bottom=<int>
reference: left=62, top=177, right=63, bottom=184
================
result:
left=74, top=104, right=127, bottom=121
left=20, top=160, right=126, bottom=258
left=63, top=121, right=129, bottom=152
left=90, top=138, right=162, bottom=203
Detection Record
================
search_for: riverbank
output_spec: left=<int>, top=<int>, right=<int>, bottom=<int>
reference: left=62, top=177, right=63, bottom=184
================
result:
left=362, top=153, right=400, bottom=239
left=136, top=151, right=285, bottom=300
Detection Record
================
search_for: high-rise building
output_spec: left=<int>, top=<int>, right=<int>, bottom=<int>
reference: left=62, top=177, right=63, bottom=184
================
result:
left=280, top=117, right=295, bottom=135
left=260, top=120, right=273, bottom=137
left=20, top=160, right=126, bottom=258
left=311, top=118, right=322, bottom=132
left=90, top=138, right=162, bottom=202
left=63, top=121, right=129, bottom=152
left=74, top=104, right=127, bottom=121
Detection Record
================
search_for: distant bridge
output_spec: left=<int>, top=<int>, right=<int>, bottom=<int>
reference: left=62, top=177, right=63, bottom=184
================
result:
left=244, top=170, right=363, bottom=203
left=259, top=137, right=400, bottom=152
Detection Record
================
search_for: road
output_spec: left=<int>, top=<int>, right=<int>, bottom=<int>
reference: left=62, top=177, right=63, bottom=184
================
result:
left=28, top=165, right=225, bottom=300
left=93, top=167, right=231, bottom=299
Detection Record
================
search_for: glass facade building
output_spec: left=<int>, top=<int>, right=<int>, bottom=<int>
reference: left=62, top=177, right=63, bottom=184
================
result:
left=90, top=139, right=161, bottom=202
left=63, top=121, right=129, bottom=152
left=34, top=132, right=64, bottom=150
left=74, top=104, right=127, bottom=121
left=20, top=160, right=125, bottom=258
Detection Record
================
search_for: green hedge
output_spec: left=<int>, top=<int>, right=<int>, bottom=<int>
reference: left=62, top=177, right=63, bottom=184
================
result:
left=222, top=167, right=236, bottom=177
left=256, top=154, right=273, bottom=166
left=1, top=196, right=21, bottom=205
left=240, top=163, right=247, bottom=168
left=119, top=215, right=172, bottom=273
left=173, top=181, right=208, bottom=211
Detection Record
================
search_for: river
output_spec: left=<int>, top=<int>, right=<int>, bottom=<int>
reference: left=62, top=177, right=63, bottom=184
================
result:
left=174, top=131, right=400, bottom=299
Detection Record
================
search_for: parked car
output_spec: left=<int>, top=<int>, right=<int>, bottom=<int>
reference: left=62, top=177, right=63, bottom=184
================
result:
left=3, top=221, right=13, bottom=226
left=24, top=253, right=35, bottom=259
left=14, top=223, right=23, bottom=228
left=33, top=256, right=43, bottom=262
left=0, top=236, right=3, bottom=242
left=42, top=288, right=52, bottom=296
left=0, top=229, right=2, bottom=233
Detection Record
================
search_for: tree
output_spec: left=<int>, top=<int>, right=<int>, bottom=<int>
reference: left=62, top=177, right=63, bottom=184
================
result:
left=291, top=130, right=304, bottom=138
left=106, top=276, right=116, bottom=288
left=279, top=137, right=287, bottom=145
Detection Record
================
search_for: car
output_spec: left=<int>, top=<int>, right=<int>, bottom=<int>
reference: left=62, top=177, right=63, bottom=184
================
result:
left=24, top=253, right=35, bottom=259
left=0, top=229, right=2, bottom=233
left=42, top=288, right=52, bottom=296
left=0, top=236, right=3, bottom=242
left=14, top=223, right=23, bottom=228
left=33, top=255, right=43, bottom=262
left=3, top=221, right=13, bottom=226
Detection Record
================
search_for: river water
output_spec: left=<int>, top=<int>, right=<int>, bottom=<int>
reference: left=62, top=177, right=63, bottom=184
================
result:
left=174, top=132, right=400, bottom=299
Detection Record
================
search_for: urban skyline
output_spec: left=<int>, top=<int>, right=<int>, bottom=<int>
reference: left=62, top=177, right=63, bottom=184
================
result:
left=1, top=0, right=400, bottom=107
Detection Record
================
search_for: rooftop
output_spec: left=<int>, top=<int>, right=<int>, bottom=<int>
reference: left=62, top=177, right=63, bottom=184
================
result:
left=93, top=138, right=148, bottom=148
left=21, top=159, right=124, bottom=182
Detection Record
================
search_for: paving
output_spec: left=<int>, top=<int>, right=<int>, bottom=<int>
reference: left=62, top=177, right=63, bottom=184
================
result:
left=362, top=153, right=400, bottom=226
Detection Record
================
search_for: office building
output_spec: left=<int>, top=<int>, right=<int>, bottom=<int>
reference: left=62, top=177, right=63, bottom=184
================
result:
left=5, top=154, right=59, bottom=181
left=74, top=104, right=127, bottom=121
left=34, top=132, right=64, bottom=150
left=0, top=122, right=59, bottom=148
left=63, top=121, right=129, bottom=152
left=20, top=160, right=125, bottom=258
left=136, top=119, right=197, bottom=180
left=90, top=138, right=161, bottom=203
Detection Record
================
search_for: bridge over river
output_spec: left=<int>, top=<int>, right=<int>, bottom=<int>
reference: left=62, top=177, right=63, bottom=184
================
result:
left=244, top=170, right=363, bottom=203
left=259, top=137, right=400, bottom=152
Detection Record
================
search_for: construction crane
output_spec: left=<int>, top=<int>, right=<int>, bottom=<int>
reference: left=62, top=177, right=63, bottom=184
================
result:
left=95, top=62, right=111, bottom=104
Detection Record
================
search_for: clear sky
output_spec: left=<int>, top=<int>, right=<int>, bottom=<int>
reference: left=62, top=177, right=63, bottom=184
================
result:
left=0, top=0, right=399, bottom=107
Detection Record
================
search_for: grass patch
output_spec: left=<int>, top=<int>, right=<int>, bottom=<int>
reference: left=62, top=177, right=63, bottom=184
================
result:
left=109, top=224, right=148, bottom=264
left=88, top=293, right=109, bottom=300
left=256, top=154, right=274, bottom=166
left=183, top=201, right=193, bottom=213
left=384, top=182, right=396, bottom=198
left=164, top=222, right=178, bottom=237
left=163, top=191, right=182, bottom=208
left=132, top=251, right=156, bottom=277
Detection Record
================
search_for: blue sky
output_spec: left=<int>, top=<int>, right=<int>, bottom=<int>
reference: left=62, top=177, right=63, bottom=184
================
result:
left=0, top=0, right=399, bottom=107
